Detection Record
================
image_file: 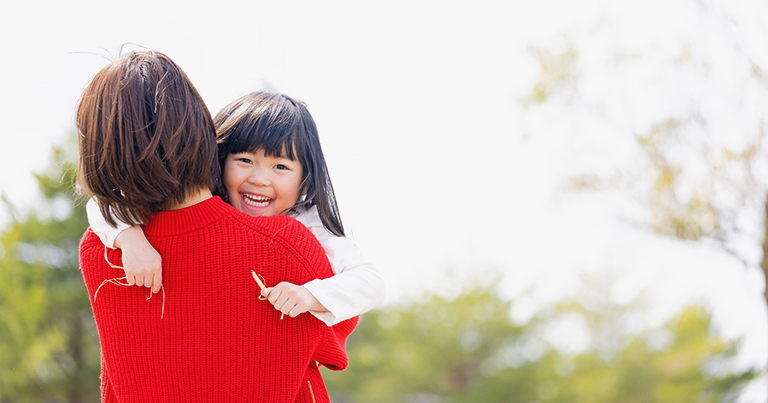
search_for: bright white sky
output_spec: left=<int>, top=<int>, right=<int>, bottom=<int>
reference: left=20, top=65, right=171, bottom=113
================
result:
left=2, top=0, right=767, bottom=400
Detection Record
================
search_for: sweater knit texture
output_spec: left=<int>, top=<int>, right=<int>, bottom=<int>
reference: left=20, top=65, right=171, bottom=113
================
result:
left=79, top=197, right=357, bottom=402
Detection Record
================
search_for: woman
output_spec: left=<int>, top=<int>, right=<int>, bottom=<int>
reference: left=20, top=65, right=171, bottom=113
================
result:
left=77, top=49, right=347, bottom=402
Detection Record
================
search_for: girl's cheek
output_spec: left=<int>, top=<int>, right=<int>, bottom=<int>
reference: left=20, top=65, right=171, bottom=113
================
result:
left=221, top=164, right=238, bottom=193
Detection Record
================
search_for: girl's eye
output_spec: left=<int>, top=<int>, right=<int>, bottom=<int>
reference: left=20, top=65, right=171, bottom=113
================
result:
left=237, top=158, right=252, bottom=164
left=275, top=164, right=288, bottom=170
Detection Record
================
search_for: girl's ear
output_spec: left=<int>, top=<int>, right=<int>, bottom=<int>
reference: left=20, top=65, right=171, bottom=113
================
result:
left=299, top=178, right=310, bottom=200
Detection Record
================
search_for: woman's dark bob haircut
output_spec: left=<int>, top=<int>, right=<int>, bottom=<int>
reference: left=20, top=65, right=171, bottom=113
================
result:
left=76, top=50, right=219, bottom=227
left=214, top=91, right=345, bottom=237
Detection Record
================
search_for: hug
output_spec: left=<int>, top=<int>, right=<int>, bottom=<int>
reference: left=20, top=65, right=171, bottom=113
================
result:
left=77, top=49, right=383, bottom=402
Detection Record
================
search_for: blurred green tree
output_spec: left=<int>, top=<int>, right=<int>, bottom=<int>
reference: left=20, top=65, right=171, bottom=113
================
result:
left=545, top=272, right=756, bottom=403
left=323, top=274, right=755, bottom=402
left=0, top=136, right=755, bottom=402
left=0, top=136, right=99, bottom=402
left=521, top=0, right=768, bottom=379
left=324, top=275, right=532, bottom=402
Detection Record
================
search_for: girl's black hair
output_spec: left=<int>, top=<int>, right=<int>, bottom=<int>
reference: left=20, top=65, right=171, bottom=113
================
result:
left=214, top=91, right=345, bottom=237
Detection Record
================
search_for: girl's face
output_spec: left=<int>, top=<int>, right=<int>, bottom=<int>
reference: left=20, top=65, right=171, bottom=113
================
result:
left=223, top=149, right=303, bottom=217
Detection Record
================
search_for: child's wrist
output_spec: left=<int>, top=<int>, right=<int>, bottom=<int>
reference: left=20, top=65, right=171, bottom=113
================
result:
left=113, top=225, right=142, bottom=250
left=302, top=286, right=329, bottom=313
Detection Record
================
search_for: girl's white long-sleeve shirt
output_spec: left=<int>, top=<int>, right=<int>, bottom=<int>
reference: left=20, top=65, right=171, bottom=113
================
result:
left=86, top=199, right=384, bottom=326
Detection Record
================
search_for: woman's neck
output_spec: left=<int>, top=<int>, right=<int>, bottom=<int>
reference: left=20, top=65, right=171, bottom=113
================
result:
left=166, top=189, right=213, bottom=210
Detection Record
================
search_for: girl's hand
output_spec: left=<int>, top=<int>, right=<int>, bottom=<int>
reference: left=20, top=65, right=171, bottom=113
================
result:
left=263, top=282, right=327, bottom=318
left=114, top=226, right=163, bottom=294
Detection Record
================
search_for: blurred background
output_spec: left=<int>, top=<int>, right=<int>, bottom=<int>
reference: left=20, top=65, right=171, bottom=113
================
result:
left=2, top=0, right=767, bottom=401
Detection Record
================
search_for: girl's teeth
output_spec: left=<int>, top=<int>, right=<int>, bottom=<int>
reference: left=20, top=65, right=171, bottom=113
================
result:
left=243, top=194, right=270, bottom=207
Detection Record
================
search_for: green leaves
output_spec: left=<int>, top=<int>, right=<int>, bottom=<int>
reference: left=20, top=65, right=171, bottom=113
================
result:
left=0, top=134, right=99, bottom=403
left=324, top=275, right=756, bottom=403
left=0, top=136, right=757, bottom=402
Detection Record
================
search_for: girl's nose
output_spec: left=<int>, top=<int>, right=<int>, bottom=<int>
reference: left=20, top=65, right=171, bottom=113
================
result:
left=248, top=169, right=270, bottom=186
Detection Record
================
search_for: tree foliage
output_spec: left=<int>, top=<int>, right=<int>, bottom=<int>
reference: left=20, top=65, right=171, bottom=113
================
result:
left=0, top=136, right=757, bottom=402
left=521, top=2, right=768, bottom=265
left=324, top=274, right=756, bottom=403
left=520, top=2, right=768, bottom=391
left=0, top=136, right=99, bottom=403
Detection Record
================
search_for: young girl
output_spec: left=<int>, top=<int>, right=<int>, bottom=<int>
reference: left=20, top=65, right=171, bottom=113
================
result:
left=87, top=91, right=384, bottom=326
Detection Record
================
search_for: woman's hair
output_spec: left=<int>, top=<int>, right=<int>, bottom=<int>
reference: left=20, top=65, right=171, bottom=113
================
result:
left=76, top=50, right=219, bottom=227
left=214, top=91, right=345, bottom=237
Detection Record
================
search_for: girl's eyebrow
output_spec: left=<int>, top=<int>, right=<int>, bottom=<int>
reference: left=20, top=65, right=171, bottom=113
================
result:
left=277, top=148, right=296, bottom=160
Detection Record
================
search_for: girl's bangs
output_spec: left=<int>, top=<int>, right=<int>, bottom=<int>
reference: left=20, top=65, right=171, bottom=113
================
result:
left=232, top=119, right=300, bottom=161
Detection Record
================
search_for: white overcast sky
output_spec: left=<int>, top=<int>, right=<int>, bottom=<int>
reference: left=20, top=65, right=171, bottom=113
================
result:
left=2, top=0, right=768, bottom=399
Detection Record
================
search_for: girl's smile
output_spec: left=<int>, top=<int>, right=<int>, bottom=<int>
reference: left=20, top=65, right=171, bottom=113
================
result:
left=242, top=193, right=272, bottom=208
left=223, top=149, right=303, bottom=217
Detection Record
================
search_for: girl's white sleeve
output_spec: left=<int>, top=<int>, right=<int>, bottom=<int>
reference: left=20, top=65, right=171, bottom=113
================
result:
left=85, top=197, right=131, bottom=249
left=296, top=206, right=385, bottom=326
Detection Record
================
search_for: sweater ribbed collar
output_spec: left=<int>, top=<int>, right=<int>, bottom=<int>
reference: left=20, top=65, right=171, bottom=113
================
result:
left=142, top=196, right=232, bottom=237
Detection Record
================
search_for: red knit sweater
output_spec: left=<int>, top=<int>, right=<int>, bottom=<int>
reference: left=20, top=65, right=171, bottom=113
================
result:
left=79, top=197, right=357, bottom=402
